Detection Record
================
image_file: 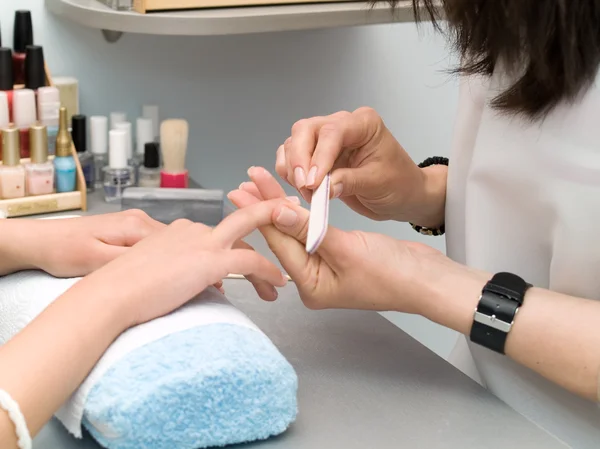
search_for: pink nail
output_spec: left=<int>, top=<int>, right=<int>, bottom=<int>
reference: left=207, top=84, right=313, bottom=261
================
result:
left=306, top=166, right=318, bottom=187
left=276, top=206, right=298, bottom=227
left=294, top=167, right=306, bottom=189
left=332, top=183, right=343, bottom=199
left=286, top=196, right=301, bottom=205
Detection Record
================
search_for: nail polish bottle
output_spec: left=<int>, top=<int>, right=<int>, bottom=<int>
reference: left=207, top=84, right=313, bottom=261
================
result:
left=138, top=142, right=161, bottom=188
left=54, top=107, right=77, bottom=193
left=0, top=128, right=25, bottom=199
left=160, top=119, right=189, bottom=188
left=24, top=45, right=46, bottom=91
left=103, top=129, right=134, bottom=202
left=12, top=89, right=36, bottom=158
left=135, top=117, right=153, bottom=180
left=91, top=115, right=108, bottom=189
left=0, top=92, right=9, bottom=160
left=71, top=114, right=94, bottom=192
left=25, top=124, right=54, bottom=196
left=37, top=86, right=60, bottom=155
left=115, top=121, right=134, bottom=183
left=13, top=11, right=33, bottom=85
left=142, top=105, right=160, bottom=140
left=110, top=111, right=126, bottom=129
left=0, top=48, right=14, bottom=122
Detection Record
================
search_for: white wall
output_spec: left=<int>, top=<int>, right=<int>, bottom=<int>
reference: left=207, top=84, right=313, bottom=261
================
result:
left=1, top=1, right=460, bottom=358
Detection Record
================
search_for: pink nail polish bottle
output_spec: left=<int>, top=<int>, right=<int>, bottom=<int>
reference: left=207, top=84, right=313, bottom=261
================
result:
left=160, top=119, right=189, bottom=188
left=0, top=127, right=25, bottom=199
left=12, top=89, right=36, bottom=158
left=0, top=92, right=10, bottom=160
left=25, top=124, right=54, bottom=196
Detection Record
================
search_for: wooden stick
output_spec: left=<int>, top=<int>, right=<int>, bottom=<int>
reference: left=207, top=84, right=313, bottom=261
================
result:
left=225, top=273, right=293, bottom=282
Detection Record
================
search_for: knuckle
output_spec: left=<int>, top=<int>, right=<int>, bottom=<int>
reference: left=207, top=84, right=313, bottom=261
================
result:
left=171, top=218, right=193, bottom=228
left=355, top=106, right=380, bottom=122
left=291, top=118, right=311, bottom=134
left=318, top=122, right=340, bottom=138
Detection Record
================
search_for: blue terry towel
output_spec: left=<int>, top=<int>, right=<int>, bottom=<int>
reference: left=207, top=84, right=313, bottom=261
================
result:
left=82, top=323, right=298, bottom=449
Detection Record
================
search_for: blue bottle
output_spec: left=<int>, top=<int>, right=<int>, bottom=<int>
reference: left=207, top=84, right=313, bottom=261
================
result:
left=54, top=107, right=77, bottom=192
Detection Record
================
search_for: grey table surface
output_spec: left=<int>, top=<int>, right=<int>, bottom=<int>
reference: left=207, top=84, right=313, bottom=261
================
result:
left=31, top=190, right=567, bottom=449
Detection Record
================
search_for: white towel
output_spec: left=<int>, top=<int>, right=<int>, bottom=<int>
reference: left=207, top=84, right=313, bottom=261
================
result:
left=0, top=270, right=261, bottom=438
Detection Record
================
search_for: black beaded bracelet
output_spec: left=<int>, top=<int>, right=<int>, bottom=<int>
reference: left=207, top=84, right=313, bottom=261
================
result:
left=409, top=156, right=449, bottom=236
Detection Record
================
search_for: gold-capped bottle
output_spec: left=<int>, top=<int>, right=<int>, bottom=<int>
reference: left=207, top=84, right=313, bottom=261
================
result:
left=53, top=107, right=76, bottom=193
left=0, top=127, right=25, bottom=199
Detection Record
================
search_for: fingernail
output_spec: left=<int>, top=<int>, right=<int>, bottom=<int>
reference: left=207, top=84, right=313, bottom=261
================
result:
left=246, top=166, right=256, bottom=177
left=271, top=286, right=279, bottom=299
left=332, top=183, right=343, bottom=199
left=294, top=167, right=306, bottom=189
left=276, top=149, right=286, bottom=166
left=286, top=196, right=301, bottom=205
left=306, top=166, right=318, bottom=187
left=276, top=206, right=298, bottom=227
left=239, top=182, right=247, bottom=190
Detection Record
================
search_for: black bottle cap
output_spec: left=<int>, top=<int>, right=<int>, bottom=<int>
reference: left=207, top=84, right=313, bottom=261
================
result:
left=13, top=10, right=33, bottom=54
left=24, top=45, right=46, bottom=90
left=144, top=142, right=160, bottom=168
left=0, top=48, right=13, bottom=91
left=71, top=114, right=87, bottom=153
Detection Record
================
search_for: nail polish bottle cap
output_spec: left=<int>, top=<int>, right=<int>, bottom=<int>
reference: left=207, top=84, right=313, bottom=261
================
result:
left=109, top=129, right=128, bottom=169
left=142, top=105, right=159, bottom=138
left=1, top=127, right=20, bottom=167
left=37, top=86, right=60, bottom=126
left=24, top=45, right=46, bottom=91
left=0, top=92, right=9, bottom=129
left=90, top=116, right=108, bottom=155
left=13, top=10, right=33, bottom=54
left=136, top=117, right=153, bottom=155
left=110, top=111, right=126, bottom=129
left=144, top=142, right=160, bottom=169
left=12, top=89, right=36, bottom=129
left=115, top=121, right=132, bottom=160
left=0, top=48, right=14, bottom=91
left=30, top=124, right=48, bottom=164
left=71, top=114, right=87, bottom=153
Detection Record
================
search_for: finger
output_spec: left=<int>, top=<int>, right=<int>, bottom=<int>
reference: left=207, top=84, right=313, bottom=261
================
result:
left=275, top=144, right=288, bottom=182
left=238, top=180, right=263, bottom=200
left=308, top=109, right=379, bottom=190
left=271, top=201, right=347, bottom=259
left=288, top=117, right=328, bottom=190
left=220, top=249, right=287, bottom=288
left=212, top=198, right=295, bottom=249
left=227, top=189, right=262, bottom=208
left=283, top=137, right=294, bottom=187
left=232, top=239, right=279, bottom=301
left=247, top=166, right=287, bottom=200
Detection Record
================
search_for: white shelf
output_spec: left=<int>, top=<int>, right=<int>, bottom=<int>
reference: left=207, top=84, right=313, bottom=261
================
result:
left=45, top=0, right=417, bottom=37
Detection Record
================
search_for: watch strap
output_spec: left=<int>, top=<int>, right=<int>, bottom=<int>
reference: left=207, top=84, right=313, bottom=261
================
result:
left=470, top=272, right=531, bottom=354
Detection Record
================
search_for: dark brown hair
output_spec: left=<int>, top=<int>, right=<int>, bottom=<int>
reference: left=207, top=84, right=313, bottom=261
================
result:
left=408, top=0, right=600, bottom=118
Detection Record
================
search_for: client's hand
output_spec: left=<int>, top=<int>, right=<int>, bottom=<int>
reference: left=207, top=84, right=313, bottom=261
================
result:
left=80, top=199, right=289, bottom=327
left=0, top=210, right=164, bottom=278
left=229, top=167, right=476, bottom=313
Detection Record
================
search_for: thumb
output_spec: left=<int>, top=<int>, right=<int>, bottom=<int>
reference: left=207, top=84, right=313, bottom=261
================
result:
left=271, top=202, right=347, bottom=260
left=329, top=167, right=372, bottom=199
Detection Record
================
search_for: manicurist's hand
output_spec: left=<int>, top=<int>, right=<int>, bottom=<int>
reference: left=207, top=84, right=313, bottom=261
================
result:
left=0, top=210, right=165, bottom=277
left=274, top=107, right=446, bottom=227
left=230, top=167, right=484, bottom=316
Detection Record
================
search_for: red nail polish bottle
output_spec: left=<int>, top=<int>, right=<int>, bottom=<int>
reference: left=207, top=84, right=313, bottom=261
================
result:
left=13, top=11, right=33, bottom=85
left=0, top=48, right=14, bottom=123
left=12, top=89, right=36, bottom=158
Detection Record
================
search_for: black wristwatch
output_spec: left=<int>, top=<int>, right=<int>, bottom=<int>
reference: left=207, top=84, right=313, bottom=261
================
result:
left=470, top=272, right=531, bottom=354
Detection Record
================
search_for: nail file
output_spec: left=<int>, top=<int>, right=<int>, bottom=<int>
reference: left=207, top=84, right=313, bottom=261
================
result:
left=306, top=173, right=330, bottom=254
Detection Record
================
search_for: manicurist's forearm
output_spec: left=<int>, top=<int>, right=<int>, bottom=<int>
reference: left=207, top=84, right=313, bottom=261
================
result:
left=0, top=277, right=129, bottom=446
left=406, top=164, right=447, bottom=228
left=0, top=220, right=38, bottom=276
left=421, top=266, right=600, bottom=402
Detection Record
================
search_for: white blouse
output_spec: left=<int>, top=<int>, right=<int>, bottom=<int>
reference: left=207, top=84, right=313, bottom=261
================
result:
left=445, top=71, right=600, bottom=447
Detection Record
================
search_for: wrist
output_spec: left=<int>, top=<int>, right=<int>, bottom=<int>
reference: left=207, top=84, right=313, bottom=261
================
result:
left=415, top=256, right=489, bottom=334
left=405, top=165, right=447, bottom=228
left=0, top=220, right=38, bottom=275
